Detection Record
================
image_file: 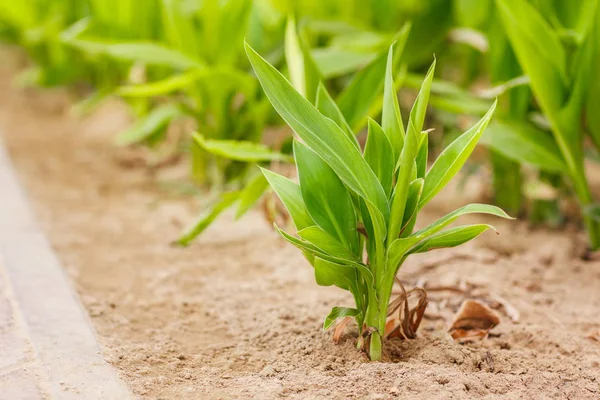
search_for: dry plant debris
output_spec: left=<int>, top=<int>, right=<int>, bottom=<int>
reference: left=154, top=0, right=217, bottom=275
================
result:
left=449, top=299, right=501, bottom=342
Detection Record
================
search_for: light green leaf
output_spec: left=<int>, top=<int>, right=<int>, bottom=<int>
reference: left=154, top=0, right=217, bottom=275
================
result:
left=176, top=191, right=239, bottom=246
left=116, top=104, right=182, bottom=146
left=246, top=42, right=388, bottom=217
left=364, top=119, right=394, bottom=196
left=261, top=169, right=313, bottom=230
left=285, top=15, right=321, bottom=102
left=481, top=120, right=566, bottom=172
left=295, top=141, right=359, bottom=255
left=336, top=45, right=388, bottom=130
left=413, top=203, right=513, bottom=242
left=411, top=224, right=496, bottom=253
left=315, top=82, right=357, bottom=148
left=312, top=48, right=376, bottom=78
left=382, top=45, right=405, bottom=161
left=117, top=69, right=204, bottom=97
left=495, top=0, right=567, bottom=113
left=336, top=24, right=410, bottom=130
left=236, top=173, right=269, bottom=219
left=216, top=0, right=253, bottom=65
left=420, top=101, right=496, bottom=209
left=193, top=133, right=292, bottom=163
left=323, top=306, right=361, bottom=330
left=66, top=38, right=205, bottom=69
left=406, top=60, right=436, bottom=140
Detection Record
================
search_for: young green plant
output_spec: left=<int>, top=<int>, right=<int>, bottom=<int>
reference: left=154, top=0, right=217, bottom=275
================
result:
left=247, top=42, right=512, bottom=360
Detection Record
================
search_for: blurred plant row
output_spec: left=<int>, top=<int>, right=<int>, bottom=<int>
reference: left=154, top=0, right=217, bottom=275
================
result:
left=2, top=0, right=600, bottom=249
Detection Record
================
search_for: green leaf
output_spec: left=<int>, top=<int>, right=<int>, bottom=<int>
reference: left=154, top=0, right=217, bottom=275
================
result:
left=176, top=192, right=239, bottom=246
left=117, top=69, right=204, bottom=97
left=381, top=45, right=405, bottom=161
left=413, top=203, right=513, bottom=241
left=236, top=173, right=269, bottom=219
left=315, top=82, right=358, bottom=148
left=261, top=169, right=313, bottom=230
left=323, top=306, right=361, bottom=330
left=411, top=224, right=496, bottom=253
left=584, top=204, right=600, bottom=222
left=337, top=24, right=410, bottom=130
left=336, top=45, right=388, bottom=130
left=495, top=0, right=567, bottom=113
left=386, top=205, right=510, bottom=274
left=246, top=42, right=388, bottom=217
left=406, top=60, right=436, bottom=140
left=294, top=141, right=359, bottom=255
left=312, top=48, right=376, bottom=78
left=400, top=178, right=424, bottom=238
left=298, top=226, right=359, bottom=262
left=66, top=38, right=205, bottom=69
left=364, top=119, right=394, bottom=196
left=116, top=104, right=182, bottom=146
left=416, top=132, right=428, bottom=179
left=314, top=257, right=355, bottom=290
left=193, top=133, right=292, bottom=163
left=285, top=15, right=321, bottom=102
left=388, top=63, right=435, bottom=241
left=275, top=225, right=374, bottom=291
left=420, top=101, right=496, bottom=209
left=216, top=0, right=253, bottom=65
left=480, top=120, right=566, bottom=172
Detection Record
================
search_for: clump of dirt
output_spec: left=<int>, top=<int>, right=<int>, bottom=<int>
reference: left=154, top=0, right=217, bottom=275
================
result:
left=2, top=53, right=600, bottom=399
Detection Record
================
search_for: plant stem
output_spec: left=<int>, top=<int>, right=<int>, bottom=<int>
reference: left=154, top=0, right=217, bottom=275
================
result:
left=369, top=332, right=382, bottom=361
left=491, top=151, right=522, bottom=215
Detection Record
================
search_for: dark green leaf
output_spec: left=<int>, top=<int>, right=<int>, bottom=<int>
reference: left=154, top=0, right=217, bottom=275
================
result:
left=295, top=141, right=359, bottom=255
left=364, top=119, right=394, bottom=196
left=400, top=178, right=424, bottom=238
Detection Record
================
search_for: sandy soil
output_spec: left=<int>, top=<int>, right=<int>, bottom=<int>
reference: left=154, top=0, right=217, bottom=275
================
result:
left=2, top=55, right=600, bottom=399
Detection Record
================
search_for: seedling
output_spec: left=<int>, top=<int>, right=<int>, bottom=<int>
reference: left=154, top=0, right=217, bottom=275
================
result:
left=247, top=42, right=512, bottom=360
left=488, top=0, right=600, bottom=249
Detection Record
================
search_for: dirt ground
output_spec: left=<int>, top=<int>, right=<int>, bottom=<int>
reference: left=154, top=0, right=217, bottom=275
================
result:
left=2, top=54, right=600, bottom=399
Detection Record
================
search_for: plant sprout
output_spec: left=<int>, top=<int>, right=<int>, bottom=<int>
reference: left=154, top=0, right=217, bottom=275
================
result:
left=247, top=42, right=512, bottom=361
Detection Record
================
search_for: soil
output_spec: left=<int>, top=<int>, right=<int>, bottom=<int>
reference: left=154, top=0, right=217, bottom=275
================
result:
left=2, top=51, right=600, bottom=399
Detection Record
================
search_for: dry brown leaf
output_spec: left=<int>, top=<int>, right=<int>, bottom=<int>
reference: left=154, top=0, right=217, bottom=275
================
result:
left=332, top=317, right=352, bottom=344
left=449, top=299, right=501, bottom=342
left=586, top=330, right=600, bottom=342
left=385, top=282, right=428, bottom=340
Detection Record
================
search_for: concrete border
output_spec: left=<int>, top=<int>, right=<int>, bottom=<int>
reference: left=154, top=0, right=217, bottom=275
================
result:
left=0, top=137, right=134, bottom=399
